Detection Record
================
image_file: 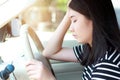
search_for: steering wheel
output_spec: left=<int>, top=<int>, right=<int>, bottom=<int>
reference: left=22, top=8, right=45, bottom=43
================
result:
left=21, top=25, right=55, bottom=77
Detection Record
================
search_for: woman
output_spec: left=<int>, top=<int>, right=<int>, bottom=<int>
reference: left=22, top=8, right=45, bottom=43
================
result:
left=25, top=0, right=120, bottom=80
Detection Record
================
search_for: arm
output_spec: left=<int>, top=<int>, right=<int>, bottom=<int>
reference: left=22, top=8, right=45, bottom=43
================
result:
left=43, top=12, right=77, bottom=62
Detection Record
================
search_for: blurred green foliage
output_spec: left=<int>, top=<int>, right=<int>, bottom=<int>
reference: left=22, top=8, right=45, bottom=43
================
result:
left=56, top=0, right=69, bottom=12
left=35, top=0, right=68, bottom=12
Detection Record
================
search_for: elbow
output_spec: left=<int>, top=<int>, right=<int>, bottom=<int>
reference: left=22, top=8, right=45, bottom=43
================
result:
left=42, top=50, right=49, bottom=57
left=42, top=49, right=59, bottom=59
left=42, top=47, right=62, bottom=58
left=42, top=50, right=53, bottom=59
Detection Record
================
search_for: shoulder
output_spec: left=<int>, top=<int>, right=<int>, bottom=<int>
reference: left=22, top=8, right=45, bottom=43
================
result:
left=92, top=48, right=120, bottom=80
left=73, top=44, right=85, bottom=55
left=73, top=44, right=84, bottom=62
left=99, top=47, right=120, bottom=67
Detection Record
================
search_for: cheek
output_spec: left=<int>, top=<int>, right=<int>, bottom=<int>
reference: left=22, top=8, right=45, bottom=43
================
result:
left=74, top=23, right=86, bottom=35
left=75, top=24, right=93, bottom=43
left=77, top=30, right=92, bottom=43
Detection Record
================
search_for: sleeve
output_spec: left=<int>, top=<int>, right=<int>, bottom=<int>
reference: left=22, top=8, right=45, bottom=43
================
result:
left=73, top=44, right=84, bottom=62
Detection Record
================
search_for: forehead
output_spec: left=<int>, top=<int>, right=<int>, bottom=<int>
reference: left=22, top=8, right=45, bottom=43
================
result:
left=68, top=8, right=83, bottom=18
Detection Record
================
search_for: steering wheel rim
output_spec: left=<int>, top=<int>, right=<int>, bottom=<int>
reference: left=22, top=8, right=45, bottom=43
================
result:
left=27, top=26, right=55, bottom=77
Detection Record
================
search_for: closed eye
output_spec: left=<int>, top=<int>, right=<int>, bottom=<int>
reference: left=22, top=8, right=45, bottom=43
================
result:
left=73, top=20, right=77, bottom=23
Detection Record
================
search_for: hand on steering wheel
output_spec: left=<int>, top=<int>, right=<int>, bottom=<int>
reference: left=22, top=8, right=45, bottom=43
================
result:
left=20, top=24, right=55, bottom=80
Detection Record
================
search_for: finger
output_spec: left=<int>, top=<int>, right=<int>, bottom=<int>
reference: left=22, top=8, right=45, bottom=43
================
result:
left=27, top=70, right=42, bottom=80
left=25, top=59, right=42, bottom=66
left=26, top=62, right=44, bottom=73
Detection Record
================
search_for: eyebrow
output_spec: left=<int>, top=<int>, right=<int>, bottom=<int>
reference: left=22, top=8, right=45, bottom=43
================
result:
left=70, top=15, right=75, bottom=18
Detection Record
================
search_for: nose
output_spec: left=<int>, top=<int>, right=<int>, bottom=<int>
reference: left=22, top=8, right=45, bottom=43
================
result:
left=69, top=24, right=74, bottom=32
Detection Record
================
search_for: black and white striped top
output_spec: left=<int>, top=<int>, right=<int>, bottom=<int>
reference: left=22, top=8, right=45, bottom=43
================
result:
left=73, top=45, right=120, bottom=80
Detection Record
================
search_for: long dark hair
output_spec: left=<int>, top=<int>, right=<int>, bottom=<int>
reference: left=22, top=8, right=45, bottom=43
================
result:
left=69, top=0, right=120, bottom=66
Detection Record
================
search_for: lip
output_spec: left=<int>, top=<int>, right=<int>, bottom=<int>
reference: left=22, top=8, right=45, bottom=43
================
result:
left=72, top=34, right=77, bottom=39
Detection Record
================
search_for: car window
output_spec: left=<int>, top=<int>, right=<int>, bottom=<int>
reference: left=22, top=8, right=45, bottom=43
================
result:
left=112, top=0, right=120, bottom=26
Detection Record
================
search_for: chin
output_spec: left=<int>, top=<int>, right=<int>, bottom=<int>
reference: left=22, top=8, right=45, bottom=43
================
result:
left=77, top=40, right=86, bottom=44
left=77, top=41, right=84, bottom=44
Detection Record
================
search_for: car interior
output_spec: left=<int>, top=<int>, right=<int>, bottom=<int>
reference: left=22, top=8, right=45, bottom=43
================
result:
left=0, top=0, right=120, bottom=80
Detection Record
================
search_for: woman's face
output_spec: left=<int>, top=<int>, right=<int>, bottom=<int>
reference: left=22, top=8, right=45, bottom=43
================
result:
left=68, top=8, right=93, bottom=45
